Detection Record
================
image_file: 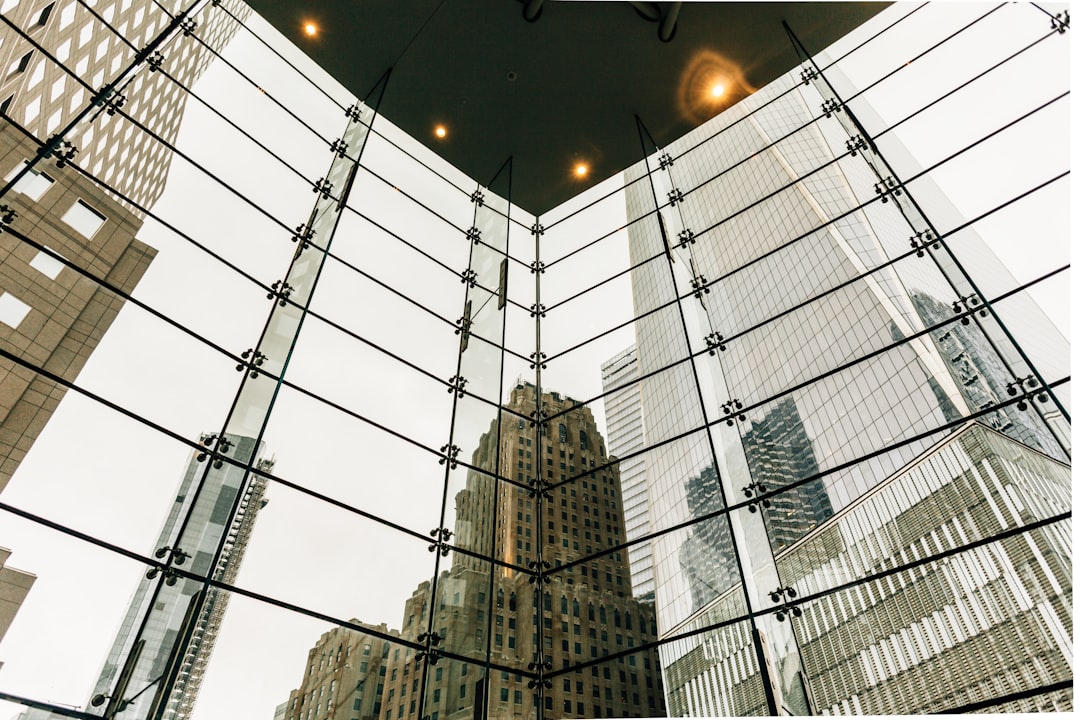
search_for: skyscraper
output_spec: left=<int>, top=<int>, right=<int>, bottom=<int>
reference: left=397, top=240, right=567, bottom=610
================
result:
left=600, top=346, right=654, bottom=599
left=621, top=4, right=1070, bottom=714
left=381, top=384, right=666, bottom=720
left=1, top=0, right=249, bottom=490
left=22, top=434, right=272, bottom=720
left=281, top=621, right=399, bottom=720
left=661, top=422, right=1072, bottom=715
left=1, top=0, right=250, bottom=212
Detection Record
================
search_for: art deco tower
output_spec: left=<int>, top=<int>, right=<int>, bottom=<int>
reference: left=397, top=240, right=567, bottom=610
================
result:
left=383, top=384, right=666, bottom=720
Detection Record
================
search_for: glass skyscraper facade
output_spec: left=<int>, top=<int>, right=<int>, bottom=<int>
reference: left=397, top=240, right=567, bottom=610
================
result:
left=0, top=2, right=1071, bottom=720
left=601, top=346, right=655, bottom=600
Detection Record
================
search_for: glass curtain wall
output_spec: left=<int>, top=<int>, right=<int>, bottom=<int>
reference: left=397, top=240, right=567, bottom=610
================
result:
left=0, top=2, right=1070, bottom=719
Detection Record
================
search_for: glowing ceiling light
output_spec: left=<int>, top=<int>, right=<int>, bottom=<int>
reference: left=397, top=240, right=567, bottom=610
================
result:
left=435, top=125, right=447, bottom=139
left=711, top=83, right=726, bottom=98
left=303, top=22, right=318, bottom=37
left=574, top=163, right=588, bottom=178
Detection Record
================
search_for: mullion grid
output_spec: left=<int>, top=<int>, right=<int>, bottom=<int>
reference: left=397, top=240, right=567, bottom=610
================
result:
left=544, top=270, right=1071, bottom=594
left=0, top=4, right=396, bottom=719
left=71, top=0, right=536, bottom=316
left=0, top=2, right=509, bottom=716
left=662, top=114, right=817, bottom=714
left=173, top=0, right=497, bottom=215
left=534, top=0, right=944, bottom=260
left=2, top=0, right=539, bottom=460
left=412, top=182, right=480, bottom=720
left=798, top=13, right=1070, bottom=444
left=533, top=6, right=1069, bottom=713
left=117, top=76, right=375, bottom=720
left=541, top=111, right=1068, bottom=459
left=476, top=172, right=516, bottom=720
left=412, top=167, right=520, bottom=718
left=0, top=0, right=1071, bottom=716
left=537, top=14, right=1069, bottom=453
left=529, top=204, right=551, bottom=717
left=627, top=114, right=783, bottom=713
left=540, top=254, right=1070, bottom=593
left=0, top=35, right=534, bottom=492
left=540, top=14, right=1065, bottom=355
left=539, top=1, right=1060, bottom=293
left=770, top=425, right=1068, bottom=713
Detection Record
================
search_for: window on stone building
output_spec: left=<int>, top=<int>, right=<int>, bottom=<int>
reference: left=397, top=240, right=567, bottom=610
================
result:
left=6, top=51, right=32, bottom=78
left=5, top=160, right=54, bottom=200
left=28, top=249, right=64, bottom=280
left=61, top=199, right=107, bottom=238
left=0, top=291, right=32, bottom=328
left=34, top=2, right=54, bottom=25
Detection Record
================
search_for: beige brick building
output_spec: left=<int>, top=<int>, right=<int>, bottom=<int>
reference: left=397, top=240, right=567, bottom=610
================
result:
left=1, top=0, right=249, bottom=490
left=381, top=384, right=666, bottom=720
left=1, top=121, right=154, bottom=490
left=1, top=0, right=248, bottom=692
left=0, top=545, right=34, bottom=668
left=282, top=622, right=400, bottom=720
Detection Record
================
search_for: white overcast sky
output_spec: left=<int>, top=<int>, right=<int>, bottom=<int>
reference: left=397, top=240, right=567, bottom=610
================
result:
left=0, top=2, right=1071, bottom=719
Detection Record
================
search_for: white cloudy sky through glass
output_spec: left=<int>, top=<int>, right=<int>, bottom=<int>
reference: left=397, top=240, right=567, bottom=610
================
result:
left=0, top=3, right=1070, bottom=719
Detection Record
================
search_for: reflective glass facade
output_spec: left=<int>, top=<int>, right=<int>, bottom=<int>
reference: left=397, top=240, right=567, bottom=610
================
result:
left=0, top=2, right=1071, bottom=719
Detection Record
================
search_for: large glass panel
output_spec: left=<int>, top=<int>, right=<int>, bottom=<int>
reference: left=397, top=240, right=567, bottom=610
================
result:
left=0, top=514, right=154, bottom=714
left=176, top=587, right=413, bottom=720
left=0, top=1, right=1069, bottom=717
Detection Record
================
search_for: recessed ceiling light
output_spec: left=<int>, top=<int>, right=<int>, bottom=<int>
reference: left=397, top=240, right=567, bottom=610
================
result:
left=435, top=125, right=447, bottom=139
left=711, top=83, right=725, bottom=98
left=574, top=163, right=588, bottom=178
left=303, top=22, right=318, bottom=37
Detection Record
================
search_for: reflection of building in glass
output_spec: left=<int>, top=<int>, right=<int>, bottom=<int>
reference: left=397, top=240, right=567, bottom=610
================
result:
left=280, top=621, right=399, bottom=720
left=601, top=346, right=655, bottom=599
left=381, top=384, right=666, bottom=719
left=908, top=289, right=1058, bottom=455
left=677, top=398, right=831, bottom=615
left=663, top=423, right=1072, bottom=715
left=26, top=435, right=272, bottom=720
left=677, top=465, right=736, bottom=612
left=623, top=31, right=1069, bottom=713
left=741, top=398, right=830, bottom=553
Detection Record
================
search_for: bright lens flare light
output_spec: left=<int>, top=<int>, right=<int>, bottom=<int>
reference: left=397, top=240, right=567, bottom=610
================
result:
left=303, top=22, right=318, bottom=37
left=711, top=83, right=725, bottom=98
left=574, top=163, right=588, bottom=178
left=435, top=125, right=447, bottom=139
